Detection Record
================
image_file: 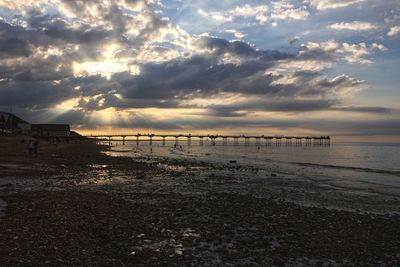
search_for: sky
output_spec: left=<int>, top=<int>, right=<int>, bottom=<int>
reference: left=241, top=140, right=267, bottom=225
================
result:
left=0, top=0, right=399, bottom=140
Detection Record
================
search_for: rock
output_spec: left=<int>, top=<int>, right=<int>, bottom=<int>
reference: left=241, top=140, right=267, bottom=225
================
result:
left=175, top=248, right=183, bottom=256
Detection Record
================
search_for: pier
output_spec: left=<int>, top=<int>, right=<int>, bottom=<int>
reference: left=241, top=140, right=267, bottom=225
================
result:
left=86, top=134, right=331, bottom=146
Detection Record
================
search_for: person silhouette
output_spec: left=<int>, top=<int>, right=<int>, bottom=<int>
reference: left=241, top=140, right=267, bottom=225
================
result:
left=33, top=141, right=38, bottom=156
left=27, top=140, right=33, bottom=157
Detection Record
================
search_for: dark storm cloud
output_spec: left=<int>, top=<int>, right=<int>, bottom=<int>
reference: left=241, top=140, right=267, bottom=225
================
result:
left=0, top=38, right=31, bottom=58
left=194, top=36, right=292, bottom=60
left=70, top=75, right=120, bottom=97
left=116, top=53, right=360, bottom=109
left=334, top=106, right=395, bottom=113
left=120, top=51, right=290, bottom=100
left=0, top=54, right=73, bottom=82
left=0, top=21, right=45, bottom=54
left=0, top=80, right=74, bottom=108
left=43, top=19, right=112, bottom=45
left=206, top=99, right=340, bottom=117
left=205, top=101, right=396, bottom=118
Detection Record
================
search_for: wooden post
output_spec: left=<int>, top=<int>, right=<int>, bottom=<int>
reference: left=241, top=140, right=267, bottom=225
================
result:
left=245, top=137, right=249, bottom=146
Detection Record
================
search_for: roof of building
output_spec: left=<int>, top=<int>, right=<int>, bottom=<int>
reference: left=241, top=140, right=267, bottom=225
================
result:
left=0, top=112, right=29, bottom=127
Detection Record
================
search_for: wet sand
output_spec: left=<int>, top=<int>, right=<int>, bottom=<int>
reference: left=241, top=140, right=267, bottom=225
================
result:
left=0, top=136, right=399, bottom=266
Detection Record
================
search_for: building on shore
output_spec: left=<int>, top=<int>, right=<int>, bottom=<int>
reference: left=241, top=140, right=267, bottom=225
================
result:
left=0, top=112, right=70, bottom=137
left=31, top=124, right=71, bottom=137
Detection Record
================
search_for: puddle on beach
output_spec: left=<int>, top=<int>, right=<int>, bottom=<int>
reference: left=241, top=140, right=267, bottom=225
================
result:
left=88, top=164, right=109, bottom=169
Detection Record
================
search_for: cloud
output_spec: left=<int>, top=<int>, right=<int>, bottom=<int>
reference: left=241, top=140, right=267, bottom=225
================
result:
left=0, top=38, right=31, bottom=58
left=197, top=9, right=233, bottom=22
left=299, top=40, right=386, bottom=64
left=232, top=4, right=269, bottom=24
left=225, top=29, right=246, bottom=39
left=0, top=80, right=74, bottom=108
left=334, top=106, right=395, bottom=113
left=329, top=21, right=379, bottom=31
left=270, top=2, right=309, bottom=21
left=192, top=36, right=291, bottom=60
left=198, top=2, right=309, bottom=26
left=205, top=101, right=394, bottom=118
left=206, top=98, right=340, bottom=117
left=305, top=0, right=366, bottom=10
left=387, top=26, right=400, bottom=37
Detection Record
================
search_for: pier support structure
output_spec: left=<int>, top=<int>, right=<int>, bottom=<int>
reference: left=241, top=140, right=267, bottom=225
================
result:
left=265, top=138, right=272, bottom=146
left=234, top=137, right=238, bottom=146
left=276, top=138, right=282, bottom=146
left=210, top=137, right=216, bottom=146
left=305, top=138, right=311, bottom=146
left=295, top=138, right=301, bottom=146
left=286, top=138, right=292, bottom=146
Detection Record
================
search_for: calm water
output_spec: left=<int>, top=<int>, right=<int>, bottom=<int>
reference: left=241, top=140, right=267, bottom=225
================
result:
left=105, top=139, right=400, bottom=195
left=109, top=140, right=400, bottom=174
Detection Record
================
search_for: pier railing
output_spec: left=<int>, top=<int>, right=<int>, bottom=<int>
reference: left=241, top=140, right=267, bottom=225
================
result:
left=85, top=133, right=331, bottom=146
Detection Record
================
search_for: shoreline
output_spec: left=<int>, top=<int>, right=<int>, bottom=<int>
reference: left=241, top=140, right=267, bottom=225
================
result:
left=1, top=136, right=400, bottom=265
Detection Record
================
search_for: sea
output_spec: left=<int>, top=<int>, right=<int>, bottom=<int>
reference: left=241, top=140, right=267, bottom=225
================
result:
left=106, top=140, right=400, bottom=195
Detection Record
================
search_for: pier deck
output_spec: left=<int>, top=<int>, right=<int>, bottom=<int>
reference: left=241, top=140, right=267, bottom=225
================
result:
left=86, top=134, right=331, bottom=146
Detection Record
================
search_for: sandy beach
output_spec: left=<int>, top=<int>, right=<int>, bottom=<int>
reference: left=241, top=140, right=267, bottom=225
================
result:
left=1, top=135, right=399, bottom=266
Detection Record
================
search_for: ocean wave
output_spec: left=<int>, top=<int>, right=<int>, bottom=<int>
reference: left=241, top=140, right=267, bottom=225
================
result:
left=293, top=162, right=400, bottom=176
left=168, top=148, right=202, bottom=157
